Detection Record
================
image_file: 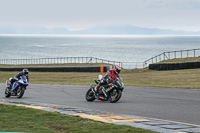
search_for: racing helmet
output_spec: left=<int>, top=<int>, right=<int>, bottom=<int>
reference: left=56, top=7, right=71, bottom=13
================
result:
left=114, top=66, right=121, bottom=74
left=22, top=68, right=29, bottom=74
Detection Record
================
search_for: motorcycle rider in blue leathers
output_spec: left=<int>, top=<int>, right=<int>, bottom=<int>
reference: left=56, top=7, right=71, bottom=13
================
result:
left=9, top=69, right=29, bottom=92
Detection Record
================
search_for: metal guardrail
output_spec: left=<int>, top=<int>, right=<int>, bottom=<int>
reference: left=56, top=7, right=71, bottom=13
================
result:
left=0, top=57, right=143, bottom=69
left=0, top=57, right=118, bottom=65
left=144, top=48, right=200, bottom=67
left=1, top=48, right=199, bottom=69
left=121, top=62, right=144, bottom=69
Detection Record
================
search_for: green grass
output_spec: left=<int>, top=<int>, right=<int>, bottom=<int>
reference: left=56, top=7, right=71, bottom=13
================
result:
left=1, top=59, right=200, bottom=89
left=1, top=68, right=200, bottom=89
left=0, top=104, right=157, bottom=133
left=158, top=57, right=200, bottom=64
left=121, top=68, right=200, bottom=89
left=0, top=60, right=198, bottom=132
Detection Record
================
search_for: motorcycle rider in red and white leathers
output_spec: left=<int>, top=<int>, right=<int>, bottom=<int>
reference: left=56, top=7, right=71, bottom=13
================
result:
left=94, top=66, right=121, bottom=94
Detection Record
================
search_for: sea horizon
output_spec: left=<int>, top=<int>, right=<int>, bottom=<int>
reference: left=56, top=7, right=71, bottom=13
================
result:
left=1, top=34, right=200, bottom=67
left=1, top=34, right=200, bottom=37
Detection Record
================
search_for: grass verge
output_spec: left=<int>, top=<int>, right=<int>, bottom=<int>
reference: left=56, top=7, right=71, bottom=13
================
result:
left=1, top=68, right=200, bottom=89
left=158, top=57, right=200, bottom=64
left=1, top=60, right=200, bottom=89
left=0, top=104, right=157, bottom=133
left=121, top=68, right=200, bottom=89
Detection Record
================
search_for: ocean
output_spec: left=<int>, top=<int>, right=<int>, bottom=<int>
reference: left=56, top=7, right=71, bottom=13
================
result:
left=0, top=34, right=200, bottom=64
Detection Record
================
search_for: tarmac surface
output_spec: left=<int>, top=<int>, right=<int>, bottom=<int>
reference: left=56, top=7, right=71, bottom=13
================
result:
left=0, top=83, right=200, bottom=132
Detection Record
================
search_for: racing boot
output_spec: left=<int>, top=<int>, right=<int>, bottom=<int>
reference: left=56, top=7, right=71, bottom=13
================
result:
left=94, top=85, right=100, bottom=95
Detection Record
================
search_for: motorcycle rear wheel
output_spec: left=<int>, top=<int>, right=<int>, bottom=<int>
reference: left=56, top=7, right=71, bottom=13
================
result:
left=5, top=87, right=11, bottom=98
left=16, top=86, right=25, bottom=98
left=109, top=89, right=122, bottom=103
left=85, top=89, right=95, bottom=102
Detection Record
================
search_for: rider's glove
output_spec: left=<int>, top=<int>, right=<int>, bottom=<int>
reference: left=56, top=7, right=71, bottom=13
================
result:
left=100, top=78, right=104, bottom=84
left=106, top=77, right=112, bottom=84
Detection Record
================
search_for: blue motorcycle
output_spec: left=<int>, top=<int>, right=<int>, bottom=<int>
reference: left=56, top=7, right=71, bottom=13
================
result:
left=5, top=75, right=29, bottom=98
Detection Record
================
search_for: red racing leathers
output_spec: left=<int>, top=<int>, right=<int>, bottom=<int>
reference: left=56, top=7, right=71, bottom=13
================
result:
left=106, top=69, right=119, bottom=81
left=94, top=69, right=119, bottom=92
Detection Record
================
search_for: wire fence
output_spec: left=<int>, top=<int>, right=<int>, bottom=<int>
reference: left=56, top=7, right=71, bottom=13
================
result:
left=0, top=57, right=143, bottom=69
left=121, top=62, right=144, bottom=69
left=144, top=48, right=200, bottom=67
left=1, top=48, right=199, bottom=69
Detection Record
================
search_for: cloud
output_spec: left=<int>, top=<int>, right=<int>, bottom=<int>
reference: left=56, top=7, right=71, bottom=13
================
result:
left=0, top=0, right=200, bottom=31
left=143, top=0, right=200, bottom=10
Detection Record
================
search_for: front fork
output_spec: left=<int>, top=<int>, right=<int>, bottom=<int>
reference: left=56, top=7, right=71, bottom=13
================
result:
left=90, top=85, right=98, bottom=98
left=6, top=80, right=11, bottom=89
left=101, top=87, right=108, bottom=98
left=91, top=85, right=108, bottom=100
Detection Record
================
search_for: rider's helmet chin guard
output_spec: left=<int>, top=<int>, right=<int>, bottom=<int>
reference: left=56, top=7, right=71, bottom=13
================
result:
left=114, top=66, right=121, bottom=74
left=22, top=68, right=29, bottom=75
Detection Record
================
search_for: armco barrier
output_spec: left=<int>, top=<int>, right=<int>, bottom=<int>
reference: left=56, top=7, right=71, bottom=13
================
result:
left=149, top=62, right=200, bottom=70
left=0, top=66, right=110, bottom=72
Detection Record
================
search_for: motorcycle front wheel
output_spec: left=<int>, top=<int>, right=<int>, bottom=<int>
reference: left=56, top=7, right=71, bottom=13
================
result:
left=16, top=86, right=25, bottom=98
left=5, top=87, right=11, bottom=98
left=85, top=88, right=95, bottom=102
left=109, top=89, right=122, bottom=103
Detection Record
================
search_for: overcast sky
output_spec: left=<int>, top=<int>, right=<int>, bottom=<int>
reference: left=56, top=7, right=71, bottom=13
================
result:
left=1, top=0, right=200, bottom=31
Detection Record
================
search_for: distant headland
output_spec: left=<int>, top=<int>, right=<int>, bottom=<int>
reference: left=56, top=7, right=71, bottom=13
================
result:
left=0, top=25, right=200, bottom=35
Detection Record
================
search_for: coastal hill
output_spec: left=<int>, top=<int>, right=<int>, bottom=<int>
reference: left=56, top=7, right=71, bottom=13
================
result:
left=0, top=25, right=199, bottom=35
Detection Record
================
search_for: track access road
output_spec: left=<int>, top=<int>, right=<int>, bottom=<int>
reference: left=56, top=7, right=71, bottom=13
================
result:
left=0, top=83, right=200, bottom=126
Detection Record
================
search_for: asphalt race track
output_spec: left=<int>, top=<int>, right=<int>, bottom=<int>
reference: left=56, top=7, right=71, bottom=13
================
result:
left=0, top=83, right=200, bottom=126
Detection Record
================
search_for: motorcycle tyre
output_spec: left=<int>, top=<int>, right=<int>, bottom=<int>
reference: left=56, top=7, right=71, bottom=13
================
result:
left=5, top=87, right=11, bottom=98
left=85, top=89, right=95, bottom=102
left=16, top=86, right=25, bottom=98
left=109, top=89, right=122, bottom=103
